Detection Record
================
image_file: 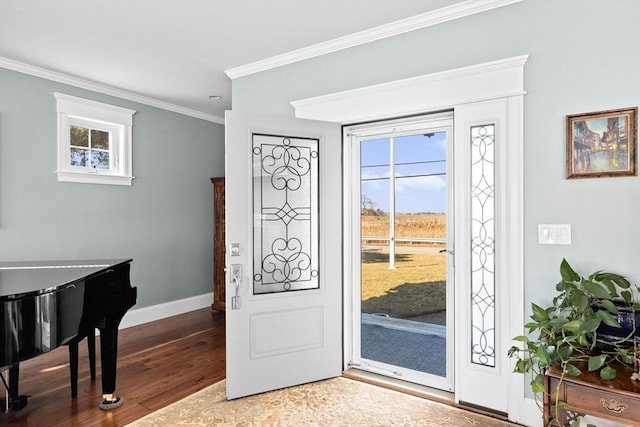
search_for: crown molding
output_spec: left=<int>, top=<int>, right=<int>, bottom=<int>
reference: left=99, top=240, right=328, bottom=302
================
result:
left=291, top=54, right=529, bottom=124
left=225, top=0, right=522, bottom=80
left=0, top=57, right=225, bottom=124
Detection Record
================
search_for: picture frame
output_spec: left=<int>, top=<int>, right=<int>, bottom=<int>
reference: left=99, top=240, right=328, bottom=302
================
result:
left=566, top=107, right=638, bottom=179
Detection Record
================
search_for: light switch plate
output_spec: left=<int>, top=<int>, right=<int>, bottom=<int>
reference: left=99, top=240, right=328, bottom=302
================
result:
left=538, top=224, right=571, bottom=245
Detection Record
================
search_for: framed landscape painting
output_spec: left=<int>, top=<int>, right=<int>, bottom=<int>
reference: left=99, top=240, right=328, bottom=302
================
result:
left=566, top=107, right=638, bottom=178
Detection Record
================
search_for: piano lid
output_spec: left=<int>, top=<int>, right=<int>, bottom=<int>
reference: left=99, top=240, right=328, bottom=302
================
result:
left=0, top=259, right=132, bottom=300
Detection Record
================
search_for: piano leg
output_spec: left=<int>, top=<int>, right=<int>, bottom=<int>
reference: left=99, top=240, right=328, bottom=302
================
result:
left=98, top=327, right=124, bottom=410
left=68, top=341, right=79, bottom=397
left=87, top=332, right=96, bottom=380
left=0, top=365, right=28, bottom=412
left=67, top=333, right=97, bottom=398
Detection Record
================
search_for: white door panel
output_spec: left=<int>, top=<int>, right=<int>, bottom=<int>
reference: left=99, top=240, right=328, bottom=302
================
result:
left=225, top=111, right=342, bottom=399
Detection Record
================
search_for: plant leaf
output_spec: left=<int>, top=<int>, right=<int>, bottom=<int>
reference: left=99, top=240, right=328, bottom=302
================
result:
left=599, top=278, right=618, bottom=296
left=530, top=379, right=546, bottom=394
left=618, top=349, right=633, bottom=365
left=530, top=303, right=549, bottom=322
left=587, top=354, right=607, bottom=371
left=557, top=346, right=573, bottom=359
left=598, top=299, right=619, bottom=314
left=578, top=333, right=589, bottom=347
left=507, top=346, right=519, bottom=358
left=600, top=366, right=617, bottom=380
left=573, top=293, right=589, bottom=311
left=536, top=345, right=551, bottom=366
left=556, top=280, right=567, bottom=292
left=560, top=259, right=580, bottom=282
left=564, top=363, right=581, bottom=376
left=621, top=290, right=632, bottom=303
left=596, top=272, right=631, bottom=289
left=562, top=320, right=580, bottom=333
left=548, top=317, right=569, bottom=327
left=583, top=280, right=612, bottom=299
left=596, top=310, right=620, bottom=328
left=579, top=318, right=601, bottom=333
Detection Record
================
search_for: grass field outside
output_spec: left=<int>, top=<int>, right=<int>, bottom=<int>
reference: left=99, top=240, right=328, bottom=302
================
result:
left=361, top=213, right=447, bottom=320
left=361, top=212, right=445, bottom=239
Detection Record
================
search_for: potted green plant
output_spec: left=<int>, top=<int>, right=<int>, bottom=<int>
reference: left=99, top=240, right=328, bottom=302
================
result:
left=508, top=258, right=639, bottom=418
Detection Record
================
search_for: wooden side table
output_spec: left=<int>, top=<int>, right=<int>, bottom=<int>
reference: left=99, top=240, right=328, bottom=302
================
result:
left=544, top=361, right=640, bottom=426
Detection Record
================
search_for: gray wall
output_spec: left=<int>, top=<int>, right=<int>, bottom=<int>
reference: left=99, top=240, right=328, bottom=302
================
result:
left=0, top=68, right=224, bottom=308
left=232, top=0, right=640, bottom=308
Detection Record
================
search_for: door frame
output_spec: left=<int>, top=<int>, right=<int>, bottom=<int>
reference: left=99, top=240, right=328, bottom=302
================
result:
left=292, top=55, right=528, bottom=422
left=344, top=113, right=454, bottom=392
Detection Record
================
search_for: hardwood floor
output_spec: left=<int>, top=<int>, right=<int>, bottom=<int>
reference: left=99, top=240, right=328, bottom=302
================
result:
left=2, top=308, right=225, bottom=427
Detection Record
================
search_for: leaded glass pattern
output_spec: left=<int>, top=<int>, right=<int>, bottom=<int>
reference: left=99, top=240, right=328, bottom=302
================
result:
left=470, top=124, right=495, bottom=367
left=252, top=134, right=319, bottom=294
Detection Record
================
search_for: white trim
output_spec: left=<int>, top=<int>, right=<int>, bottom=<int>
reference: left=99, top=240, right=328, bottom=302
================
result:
left=0, top=56, right=224, bottom=124
left=54, top=92, right=136, bottom=123
left=119, top=292, right=213, bottom=329
left=294, top=54, right=527, bottom=424
left=292, top=55, right=528, bottom=124
left=55, top=171, right=135, bottom=186
left=523, top=397, right=544, bottom=427
left=54, top=92, right=135, bottom=185
left=225, top=0, right=522, bottom=79
left=506, top=95, right=527, bottom=424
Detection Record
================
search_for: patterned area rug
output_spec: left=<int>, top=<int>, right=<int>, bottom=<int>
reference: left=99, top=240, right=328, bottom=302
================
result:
left=126, top=377, right=518, bottom=426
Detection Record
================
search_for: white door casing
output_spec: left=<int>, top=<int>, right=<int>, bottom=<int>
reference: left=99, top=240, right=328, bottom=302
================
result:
left=224, top=111, right=342, bottom=400
left=293, top=56, right=526, bottom=420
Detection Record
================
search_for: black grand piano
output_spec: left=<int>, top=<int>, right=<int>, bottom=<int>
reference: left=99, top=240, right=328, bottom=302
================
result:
left=0, top=259, right=136, bottom=412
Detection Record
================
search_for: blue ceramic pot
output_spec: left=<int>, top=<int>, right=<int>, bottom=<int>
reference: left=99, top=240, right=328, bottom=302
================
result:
left=596, top=304, right=639, bottom=348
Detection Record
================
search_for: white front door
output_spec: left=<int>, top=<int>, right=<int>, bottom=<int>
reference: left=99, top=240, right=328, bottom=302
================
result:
left=224, top=111, right=342, bottom=399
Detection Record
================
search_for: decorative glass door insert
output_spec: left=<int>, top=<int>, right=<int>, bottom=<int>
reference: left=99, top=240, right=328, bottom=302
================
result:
left=252, top=133, right=319, bottom=295
left=470, top=124, right=495, bottom=367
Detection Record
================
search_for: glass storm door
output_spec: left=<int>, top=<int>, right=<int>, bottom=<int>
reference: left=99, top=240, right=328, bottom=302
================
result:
left=224, top=111, right=342, bottom=399
left=346, top=114, right=454, bottom=392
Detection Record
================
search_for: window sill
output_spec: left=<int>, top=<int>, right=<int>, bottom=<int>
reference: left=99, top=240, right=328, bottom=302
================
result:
left=56, top=170, right=134, bottom=186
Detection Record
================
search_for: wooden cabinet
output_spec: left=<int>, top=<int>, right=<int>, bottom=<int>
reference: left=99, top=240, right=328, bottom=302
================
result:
left=211, top=177, right=226, bottom=312
left=544, top=361, right=640, bottom=426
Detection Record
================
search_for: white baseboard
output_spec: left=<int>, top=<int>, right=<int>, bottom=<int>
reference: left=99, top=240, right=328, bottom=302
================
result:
left=119, top=292, right=214, bottom=329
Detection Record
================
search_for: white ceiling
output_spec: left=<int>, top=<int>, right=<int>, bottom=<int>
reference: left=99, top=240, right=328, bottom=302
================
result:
left=0, top=0, right=474, bottom=121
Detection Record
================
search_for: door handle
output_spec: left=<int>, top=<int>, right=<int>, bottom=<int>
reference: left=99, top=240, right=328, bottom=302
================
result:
left=231, top=264, right=242, bottom=309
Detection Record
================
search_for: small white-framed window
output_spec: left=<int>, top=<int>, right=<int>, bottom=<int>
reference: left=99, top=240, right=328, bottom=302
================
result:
left=54, top=92, right=136, bottom=185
